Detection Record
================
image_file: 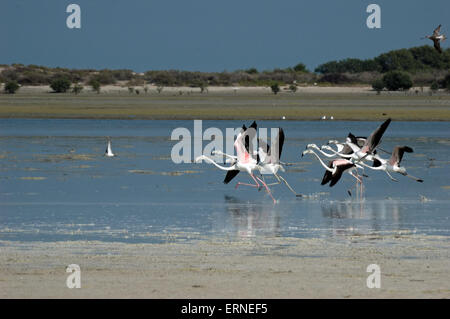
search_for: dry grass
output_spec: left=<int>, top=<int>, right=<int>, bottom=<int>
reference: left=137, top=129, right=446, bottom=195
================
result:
left=0, top=91, right=449, bottom=121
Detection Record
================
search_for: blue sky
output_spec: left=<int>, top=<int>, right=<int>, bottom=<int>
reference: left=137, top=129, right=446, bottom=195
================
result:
left=0, top=0, right=449, bottom=72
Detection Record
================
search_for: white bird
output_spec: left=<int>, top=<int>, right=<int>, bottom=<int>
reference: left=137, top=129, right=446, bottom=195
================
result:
left=257, top=128, right=302, bottom=197
left=301, top=149, right=363, bottom=190
left=196, top=125, right=276, bottom=203
left=327, top=119, right=391, bottom=164
left=359, top=146, right=423, bottom=183
left=321, top=115, right=326, bottom=120
left=105, top=138, right=115, bottom=157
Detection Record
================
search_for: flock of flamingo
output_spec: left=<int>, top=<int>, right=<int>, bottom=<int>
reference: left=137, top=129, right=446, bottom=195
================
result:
left=102, top=24, right=444, bottom=203
left=194, top=119, right=423, bottom=204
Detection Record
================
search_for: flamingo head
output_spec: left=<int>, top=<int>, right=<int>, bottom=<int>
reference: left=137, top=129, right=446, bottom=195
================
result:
left=394, top=166, right=407, bottom=175
left=194, top=155, right=205, bottom=163
left=301, top=149, right=313, bottom=157
left=306, top=143, right=318, bottom=149
left=327, top=140, right=339, bottom=145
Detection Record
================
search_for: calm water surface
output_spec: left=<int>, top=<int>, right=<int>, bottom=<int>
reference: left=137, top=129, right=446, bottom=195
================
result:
left=0, top=119, right=449, bottom=243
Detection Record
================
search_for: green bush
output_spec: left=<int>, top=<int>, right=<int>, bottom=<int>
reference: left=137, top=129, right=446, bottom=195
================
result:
left=89, top=80, right=101, bottom=94
left=289, top=84, right=297, bottom=93
left=293, top=63, right=308, bottom=73
left=4, top=81, right=20, bottom=94
left=245, top=68, right=258, bottom=74
left=382, top=71, right=413, bottom=91
left=72, top=83, right=84, bottom=94
left=270, top=82, right=280, bottom=95
left=50, top=78, right=71, bottom=93
left=372, top=79, right=384, bottom=93
left=444, top=74, right=450, bottom=91
left=430, top=81, right=439, bottom=92
left=319, top=73, right=353, bottom=84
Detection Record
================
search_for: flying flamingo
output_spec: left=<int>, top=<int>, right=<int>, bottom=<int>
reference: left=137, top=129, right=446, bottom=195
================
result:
left=257, top=128, right=302, bottom=197
left=423, top=24, right=447, bottom=53
left=195, top=125, right=276, bottom=203
left=105, top=137, right=115, bottom=157
left=327, top=119, right=391, bottom=164
left=301, top=149, right=364, bottom=195
left=359, top=146, right=424, bottom=183
left=221, top=121, right=258, bottom=185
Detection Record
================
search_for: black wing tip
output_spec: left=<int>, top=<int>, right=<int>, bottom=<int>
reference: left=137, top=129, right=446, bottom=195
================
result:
left=404, top=146, right=414, bottom=153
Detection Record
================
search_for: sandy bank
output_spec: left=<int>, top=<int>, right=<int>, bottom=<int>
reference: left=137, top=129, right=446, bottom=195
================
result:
left=1, top=234, right=449, bottom=298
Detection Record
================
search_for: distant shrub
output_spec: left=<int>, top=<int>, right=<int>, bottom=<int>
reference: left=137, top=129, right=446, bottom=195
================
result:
left=90, top=71, right=116, bottom=85
left=50, top=78, right=71, bottom=93
left=293, top=63, right=307, bottom=73
left=1, top=69, right=19, bottom=82
left=4, top=80, right=20, bottom=94
left=430, top=81, right=439, bottom=92
left=245, top=68, right=258, bottom=74
left=444, top=74, right=450, bottom=91
left=289, top=84, right=297, bottom=93
left=156, top=86, right=164, bottom=94
left=270, top=82, right=280, bottom=95
left=89, top=79, right=101, bottom=93
left=72, top=83, right=84, bottom=94
left=319, top=73, right=353, bottom=84
left=128, top=87, right=134, bottom=94
left=372, top=79, right=384, bottom=93
left=382, top=71, right=413, bottom=91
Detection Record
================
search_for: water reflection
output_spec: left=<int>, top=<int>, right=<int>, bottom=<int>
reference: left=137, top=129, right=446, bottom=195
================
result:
left=214, top=196, right=282, bottom=238
left=321, top=199, right=403, bottom=236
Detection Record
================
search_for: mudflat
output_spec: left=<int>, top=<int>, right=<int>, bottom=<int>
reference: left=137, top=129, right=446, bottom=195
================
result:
left=1, top=234, right=449, bottom=298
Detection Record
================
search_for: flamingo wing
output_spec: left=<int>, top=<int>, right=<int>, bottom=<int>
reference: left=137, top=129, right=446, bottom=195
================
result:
left=268, top=127, right=284, bottom=164
left=321, top=161, right=334, bottom=185
left=389, top=146, right=413, bottom=166
left=257, top=138, right=270, bottom=164
left=234, top=128, right=251, bottom=163
left=362, top=118, right=391, bottom=153
left=329, top=163, right=354, bottom=187
left=224, top=170, right=240, bottom=184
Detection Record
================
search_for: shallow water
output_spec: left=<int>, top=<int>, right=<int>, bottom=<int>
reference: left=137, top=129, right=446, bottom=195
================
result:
left=0, top=119, right=449, bottom=243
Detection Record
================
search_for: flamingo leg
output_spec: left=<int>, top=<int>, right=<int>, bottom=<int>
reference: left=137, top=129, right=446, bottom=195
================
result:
left=255, top=175, right=276, bottom=204
left=235, top=182, right=259, bottom=189
left=350, top=170, right=363, bottom=201
left=276, top=174, right=302, bottom=197
left=264, top=174, right=282, bottom=187
left=385, top=170, right=399, bottom=182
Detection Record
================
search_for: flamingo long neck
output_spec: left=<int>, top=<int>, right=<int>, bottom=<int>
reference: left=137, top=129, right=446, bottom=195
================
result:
left=214, top=150, right=237, bottom=160
left=325, top=148, right=352, bottom=158
left=306, top=151, right=333, bottom=172
left=198, top=156, right=237, bottom=171
left=360, top=161, right=385, bottom=171
left=312, top=147, right=338, bottom=158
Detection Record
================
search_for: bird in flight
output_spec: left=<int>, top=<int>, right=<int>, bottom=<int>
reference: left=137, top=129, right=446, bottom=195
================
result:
left=423, top=24, right=447, bottom=53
